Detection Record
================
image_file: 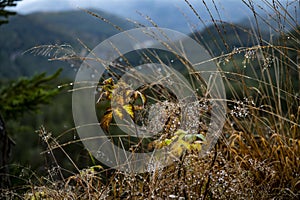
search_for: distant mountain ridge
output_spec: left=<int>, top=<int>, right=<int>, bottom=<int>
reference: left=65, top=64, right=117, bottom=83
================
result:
left=0, top=7, right=298, bottom=79
left=0, top=9, right=134, bottom=79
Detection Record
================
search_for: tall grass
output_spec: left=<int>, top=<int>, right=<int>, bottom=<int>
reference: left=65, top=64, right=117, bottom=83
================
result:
left=1, top=0, right=299, bottom=199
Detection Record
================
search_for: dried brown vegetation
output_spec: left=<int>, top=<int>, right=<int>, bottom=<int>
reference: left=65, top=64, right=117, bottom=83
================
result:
left=1, top=0, right=300, bottom=199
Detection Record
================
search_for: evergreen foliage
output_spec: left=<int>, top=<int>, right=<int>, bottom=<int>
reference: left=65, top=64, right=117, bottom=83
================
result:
left=0, top=0, right=21, bottom=25
left=0, top=69, right=62, bottom=119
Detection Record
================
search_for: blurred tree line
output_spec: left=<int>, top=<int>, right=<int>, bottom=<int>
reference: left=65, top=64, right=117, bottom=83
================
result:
left=0, top=0, right=64, bottom=188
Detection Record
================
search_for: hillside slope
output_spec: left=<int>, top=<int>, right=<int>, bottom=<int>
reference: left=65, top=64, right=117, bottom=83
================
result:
left=0, top=10, right=133, bottom=79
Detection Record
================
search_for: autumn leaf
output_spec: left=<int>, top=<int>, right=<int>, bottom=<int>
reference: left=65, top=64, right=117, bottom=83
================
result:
left=97, top=77, right=148, bottom=132
left=96, top=78, right=115, bottom=103
left=113, top=106, right=124, bottom=119
left=103, top=77, right=114, bottom=86
left=150, top=130, right=207, bottom=156
left=170, top=139, right=190, bottom=157
left=190, top=142, right=202, bottom=152
left=122, top=104, right=135, bottom=119
left=132, top=91, right=147, bottom=108
left=184, top=133, right=206, bottom=143
left=100, top=109, right=113, bottom=133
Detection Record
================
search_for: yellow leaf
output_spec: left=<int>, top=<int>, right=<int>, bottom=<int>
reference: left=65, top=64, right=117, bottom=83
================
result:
left=170, top=138, right=190, bottom=157
left=100, top=110, right=113, bottom=133
left=134, top=91, right=147, bottom=106
left=155, top=141, right=165, bottom=149
left=106, top=91, right=113, bottom=100
left=123, top=104, right=135, bottom=119
left=90, top=165, right=103, bottom=171
left=124, top=89, right=134, bottom=102
left=190, top=143, right=202, bottom=152
left=113, top=107, right=124, bottom=119
left=102, top=78, right=115, bottom=93
left=163, top=139, right=172, bottom=146
left=103, top=77, right=114, bottom=86
left=170, top=142, right=184, bottom=157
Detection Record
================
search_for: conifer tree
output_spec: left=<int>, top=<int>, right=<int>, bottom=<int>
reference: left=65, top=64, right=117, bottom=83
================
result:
left=0, top=0, right=21, bottom=25
left=0, top=0, right=63, bottom=188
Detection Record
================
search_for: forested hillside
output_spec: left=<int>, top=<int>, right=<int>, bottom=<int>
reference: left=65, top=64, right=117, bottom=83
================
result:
left=0, top=10, right=133, bottom=79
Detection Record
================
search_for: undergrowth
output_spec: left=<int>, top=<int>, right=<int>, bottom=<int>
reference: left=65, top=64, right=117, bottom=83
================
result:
left=1, top=0, right=299, bottom=199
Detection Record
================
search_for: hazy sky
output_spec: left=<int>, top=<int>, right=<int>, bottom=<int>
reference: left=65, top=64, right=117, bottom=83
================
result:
left=12, top=0, right=249, bottom=17
left=11, top=0, right=280, bottom=33
left=13, top=0, right=190, bottom=14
